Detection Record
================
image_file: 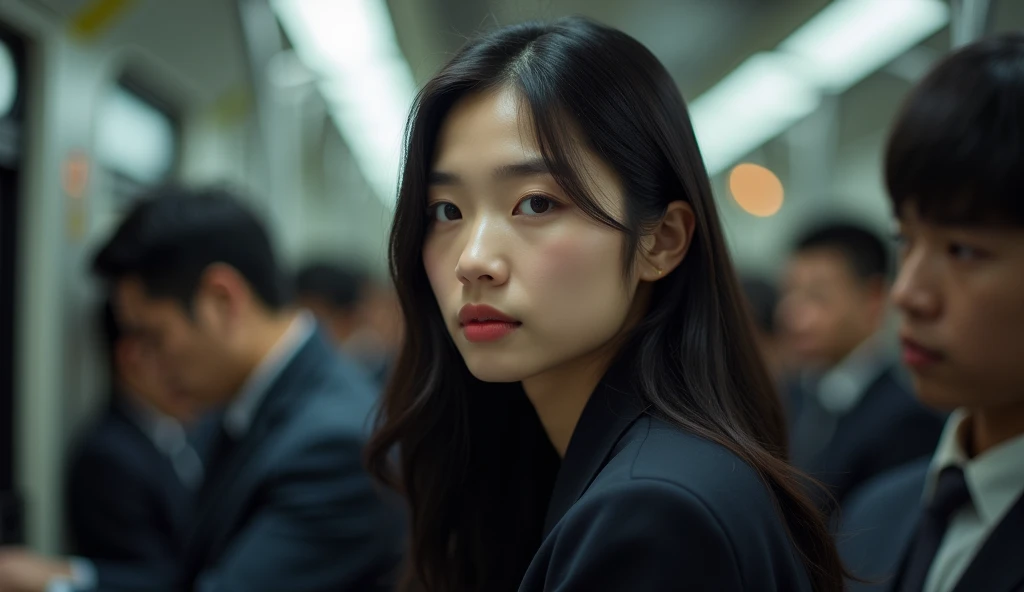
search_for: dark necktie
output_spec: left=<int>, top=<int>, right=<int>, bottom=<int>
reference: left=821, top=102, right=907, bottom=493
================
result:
left=199, top=424, right=236, bottom=496
left=897, top=466, right=972, bottom=592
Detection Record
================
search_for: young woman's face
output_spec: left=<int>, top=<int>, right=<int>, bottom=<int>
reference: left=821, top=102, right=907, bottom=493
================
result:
left=422, top=87, right=642, bottom=383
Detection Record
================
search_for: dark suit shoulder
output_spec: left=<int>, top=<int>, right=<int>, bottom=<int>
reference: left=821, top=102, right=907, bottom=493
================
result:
left=530, top=417, right=811, bottom=591
left=299, top=348, right=378, bottom=426
left=254, top=349, right=384, bottom=519
left=627, top=417, right=767, bottom=491
left=615, top=418, right=791, bottom=538
left=839, top=459, right=929, bottom=590
left=69, top=409, right=154, bottom=475
left=842, top=458, right=928, bottom=535
left=530, top=470, right=745, bottom=591
left=263, top=357, right=378, bottom=466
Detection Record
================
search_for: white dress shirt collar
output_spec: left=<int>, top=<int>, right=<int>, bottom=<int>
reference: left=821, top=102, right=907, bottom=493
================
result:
left=223, top=311, right=316, bottom=438
left=120, top=396, right=203, bottom=488
left=121, top=396, right=189, bottom=458
left=926, top=409, right=1024, bottom=527
left=805, top=337, right=890, bottom=415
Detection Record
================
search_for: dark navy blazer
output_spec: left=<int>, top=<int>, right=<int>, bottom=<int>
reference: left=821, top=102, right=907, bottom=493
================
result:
left=788, top=366, right=945, bottom=509
left=519, top=362, right=814, bottom=591
left=67, top=400, right=191, bottom=585
left=840, top=459, right=1024, bottom=592
left=95, top=330, right=405, bottom=592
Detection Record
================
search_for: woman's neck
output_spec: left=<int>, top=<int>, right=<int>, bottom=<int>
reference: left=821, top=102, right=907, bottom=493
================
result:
left=526, top=286, right=651, bottom=457
left=521, top=344, right=621, bottom=457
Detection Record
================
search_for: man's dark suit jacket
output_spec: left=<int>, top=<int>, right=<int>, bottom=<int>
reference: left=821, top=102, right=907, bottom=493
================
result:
left=788, top=365, right=945, bottom=508
left=518, top=360, right=814, bottom=591
left=839, top=459, right=1024, bottom=591
left=66, top=400, right=191, bottom=582
left=95, top=329, right=404, bottom=592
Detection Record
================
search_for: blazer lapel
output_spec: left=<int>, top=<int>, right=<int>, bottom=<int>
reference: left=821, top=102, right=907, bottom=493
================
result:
left=951, top=493, right=1024, bottom=592
left=185, top=412, right=277, bottom=563
left=182, top=334, right=328, bottom=575
left=542, top=356, right=646, bottom=535
left=883, top=505, right=926, bottom=592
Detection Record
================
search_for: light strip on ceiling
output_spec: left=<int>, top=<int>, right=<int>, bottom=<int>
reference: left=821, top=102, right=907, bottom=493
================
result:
left=692, top=0, right=949, bottom=177
left=96, top=86, right=177, bottom=183
left=779, top=0, right=950, bottom=93
left=0, top=40, right=15, bottom=119
left=270, top=0, right=416, bottom=207
left=690, top=53, right=821, bottom=177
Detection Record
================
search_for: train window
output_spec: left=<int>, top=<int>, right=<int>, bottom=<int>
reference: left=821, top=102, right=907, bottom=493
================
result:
left=96, top=84, right=177, bottom=197
left=0, top=40, right=14, bottom=119
left=0, top=26, right=24, bottom=544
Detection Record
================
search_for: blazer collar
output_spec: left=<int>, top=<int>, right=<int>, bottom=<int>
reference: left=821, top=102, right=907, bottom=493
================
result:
left=950, top=492, right=1024, bottom=592
left=542, top=355, right=647, bottom=535
left=888, top=482, right=1024, bottom=592
left=183, top=329, right=335, bottom=575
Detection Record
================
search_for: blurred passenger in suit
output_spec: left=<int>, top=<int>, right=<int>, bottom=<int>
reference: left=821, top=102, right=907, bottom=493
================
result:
left=294, top=262, right=368, bottom=348
left=778, top=221, right=944, bottom=508
left=65, top=298, right=202, bottom=573
left=295, top=262, right=400, bottom=386
left=0, top=187, right=404, bottom=592
left=740, top=275, right=788, bottom=382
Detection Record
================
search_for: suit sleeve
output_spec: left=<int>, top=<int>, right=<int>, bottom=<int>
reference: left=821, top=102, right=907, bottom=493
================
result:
left=67, top=444, right=178, bottom=566
left=539, top=479, right=745, bottom=591
left=194, top=434, right=404, bottom=592
left=67, top=446, right=180, bottom=592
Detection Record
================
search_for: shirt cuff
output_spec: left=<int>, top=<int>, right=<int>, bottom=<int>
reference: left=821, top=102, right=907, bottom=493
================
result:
left=46, top=557, right=97, bottom=592
left=45, top=578, right=74, bottom=592
left=70, top=557, right=97, bottom=588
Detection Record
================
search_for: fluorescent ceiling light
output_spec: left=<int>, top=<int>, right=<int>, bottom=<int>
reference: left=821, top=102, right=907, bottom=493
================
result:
left=0, top=40, right=15, bottom=118
left=690, top=53, right=821, bottom=177
left=779, top=0, right=949, bottom=93
left=96, top=87, right=176, bottom=183
left=270, top=0, right=416, bottom=207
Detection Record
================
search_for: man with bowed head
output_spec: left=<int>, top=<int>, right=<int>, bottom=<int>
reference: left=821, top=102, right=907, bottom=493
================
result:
left=0, top=186, right=404, bottom=592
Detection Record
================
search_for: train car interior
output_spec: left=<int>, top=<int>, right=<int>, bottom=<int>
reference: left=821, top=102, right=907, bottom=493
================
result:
left=0, top=0, right=1020, bottom=567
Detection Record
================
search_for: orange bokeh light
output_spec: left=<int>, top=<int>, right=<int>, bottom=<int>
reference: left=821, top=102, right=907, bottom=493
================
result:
left=728, top=163, right=784, bottom=217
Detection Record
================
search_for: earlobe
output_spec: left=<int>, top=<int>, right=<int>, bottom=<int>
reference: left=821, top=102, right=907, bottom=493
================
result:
left=641, top=201, right=696, bottom=281
left=197, top=264, right=246, bottom=330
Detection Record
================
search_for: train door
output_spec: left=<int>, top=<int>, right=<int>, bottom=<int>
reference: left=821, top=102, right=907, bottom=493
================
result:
left=0, top=22, right=25, bottom=544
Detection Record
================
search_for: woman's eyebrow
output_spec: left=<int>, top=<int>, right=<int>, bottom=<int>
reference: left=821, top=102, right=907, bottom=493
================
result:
left=492, top=158, right=549, bottom=180
left=429, top=158, right=549, bottom=187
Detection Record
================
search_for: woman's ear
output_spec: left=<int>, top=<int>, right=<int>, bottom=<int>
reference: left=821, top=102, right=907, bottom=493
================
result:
left=640, top=201, right=696, bottom=282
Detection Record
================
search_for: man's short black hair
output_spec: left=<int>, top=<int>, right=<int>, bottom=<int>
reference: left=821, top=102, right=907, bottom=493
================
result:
left=886, top=32, right=1024, bottom=226
left=740, top=276, right=778, bottom=336
left=794, top=222, right=890, bottom=283
left=92, top=185, right=290, bottom=310
left=294, top=262, right=369, bottom=313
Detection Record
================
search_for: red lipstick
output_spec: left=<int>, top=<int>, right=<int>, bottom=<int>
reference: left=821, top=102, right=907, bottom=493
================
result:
left=901, top=336, right=944, bottom=369
left=458, top=304, right=520, bottom=343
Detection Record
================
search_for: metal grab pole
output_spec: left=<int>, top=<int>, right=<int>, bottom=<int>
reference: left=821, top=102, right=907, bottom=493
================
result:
left=950, top=0, right=995, bottom=48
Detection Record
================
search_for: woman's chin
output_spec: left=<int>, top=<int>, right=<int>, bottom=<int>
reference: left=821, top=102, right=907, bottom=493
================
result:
left=460, top=352, right=534, bottom=384
left=465, top=364, right=527, bottom=384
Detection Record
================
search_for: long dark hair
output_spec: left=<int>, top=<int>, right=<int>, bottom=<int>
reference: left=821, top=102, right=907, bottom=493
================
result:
left=367, top=16, right=845, bottom=592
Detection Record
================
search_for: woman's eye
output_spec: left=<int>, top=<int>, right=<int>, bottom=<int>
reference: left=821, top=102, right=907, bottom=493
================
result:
left=515, top=195, right=556, bottom=216
left=429, top=202, right=462, bottom=222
